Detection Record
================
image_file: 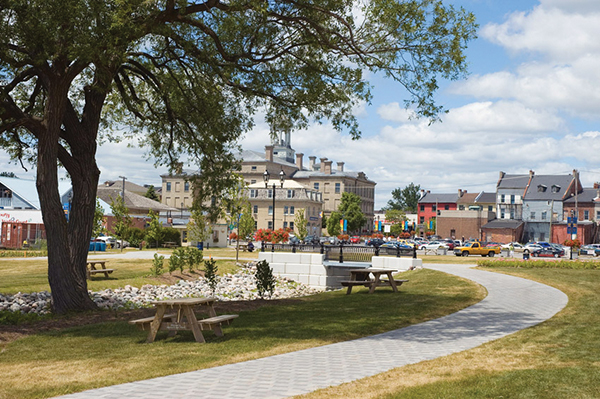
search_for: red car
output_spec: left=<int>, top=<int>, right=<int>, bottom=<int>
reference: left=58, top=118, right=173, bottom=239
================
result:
left=350, top=236, right=361, bottom=244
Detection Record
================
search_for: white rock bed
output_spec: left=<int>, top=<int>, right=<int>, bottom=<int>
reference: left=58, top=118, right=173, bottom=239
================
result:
left=0, top=266, right=321, bottom=316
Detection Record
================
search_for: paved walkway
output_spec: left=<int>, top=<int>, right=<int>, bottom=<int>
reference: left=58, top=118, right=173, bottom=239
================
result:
left=57, top=263, right=568, bottom=399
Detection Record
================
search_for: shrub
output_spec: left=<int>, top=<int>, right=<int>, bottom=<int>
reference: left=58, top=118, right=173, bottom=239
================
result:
left=563, top=239, right=581, bottom=248
left=203, top=258, right=218, bottom=294
left=162, top=227, right=181, bottom=246
left=255, top=228, right=272, bottom=242
left=229, top=232, right=238, bottom=240
left=477, top=258, right=600, bottom=270
left=150, top=253, right=165, bottom=276
left=185, top=247, right=203, bottom=272
left=271, top=228, right=289, bottom=243
left=255, top=259, right=276, bottom=299
left=124, top=227, right=145, bottom=247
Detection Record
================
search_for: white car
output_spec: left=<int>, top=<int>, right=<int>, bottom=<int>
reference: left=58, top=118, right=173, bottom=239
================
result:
left=420, top=241, right=449, bottom=251
left=524, top=243, right=542, bottom=252
left=501, top=242, right=525, bottom=252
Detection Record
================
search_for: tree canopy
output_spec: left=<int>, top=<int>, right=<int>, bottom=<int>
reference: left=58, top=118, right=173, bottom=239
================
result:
left=387, top=183, right=422, bottom=212
left=0, top=0, right=476, bottom=313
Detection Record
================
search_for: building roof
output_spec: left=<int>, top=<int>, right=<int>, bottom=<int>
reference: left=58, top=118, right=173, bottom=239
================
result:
left=418, top=192, right=458, bottom=204
left=456, top=193, right=478, bottom=204
left=291, top=169, right=375, bottom=184
left=96, top=187, right=177, bottom=214
left=523, top=174, right=576, bottom=201
left=100, top=180, right=148, bottom=195
left=564, top=187, right=598, bottom=203
left=481, top=219, right=524, bottom=229
left=238, top=149, right=298, bottom=168
left=248, top=180, right=307, bottom=189
left=497, top=174, right=531, bottom=189
left=0, top=176, right=71, bottom=210
left=476, top=192, right=497, bottom=203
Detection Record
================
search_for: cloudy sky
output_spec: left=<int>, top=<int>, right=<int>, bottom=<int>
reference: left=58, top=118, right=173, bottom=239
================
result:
left=4, top=0, right=600, bottom=209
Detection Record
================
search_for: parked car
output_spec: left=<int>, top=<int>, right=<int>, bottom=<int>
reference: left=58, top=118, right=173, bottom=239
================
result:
left=439, top=239, right=455, bottom=250
left=288, top=236, right=301, bottom=245
left=366, top=238, right=385, bottom=247
left=380, top=241, right=412, bottom=249
left=420, top=241, right=449, bottom=251
left=501, top=242, right=525, bottom=252
left=94, top=236, right=128, bottom=249
left=531, top=247, right=564, bottom=258
left=580, top=244, right=600, bottom=256
left=303, top=235, right=319, bottom=245
left=485, top=242, right=502, bottom=248
left=350, top=236, right=361, bottom=244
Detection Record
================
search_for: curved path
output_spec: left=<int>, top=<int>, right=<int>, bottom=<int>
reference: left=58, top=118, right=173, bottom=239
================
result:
left=57, top=264, right=568, bottom=399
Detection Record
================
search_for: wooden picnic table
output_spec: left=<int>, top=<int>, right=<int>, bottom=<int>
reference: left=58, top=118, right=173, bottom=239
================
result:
left=340, top=268, right=408, bottom=295
left=86, top=260, right=115, bottom=279
left=129, top=297, right=238, bottom=343
left=163, top=241, right=177, bottom=248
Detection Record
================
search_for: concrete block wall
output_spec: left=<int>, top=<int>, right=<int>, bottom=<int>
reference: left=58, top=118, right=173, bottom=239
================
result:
left=371, top=256, right=423, bottom=271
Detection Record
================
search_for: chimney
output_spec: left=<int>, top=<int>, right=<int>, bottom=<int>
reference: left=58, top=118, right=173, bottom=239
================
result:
left=594, top=182, right=599, bottom=189
left=529, top=170, right=535, bottom=178
left=319, top=157, right=328, bottom=167
left=309, top=156, right=316, bottom=171
left=420, top=189, right=425, bottom=199
left=458, top=189, right=463, bottom=197
left=324, top=160, right=333, bottom=175
left=337, top=162, right=345, bottom=172
left=499, top=171, right=505, bottom=180
left=295, top=153, right=304, bottom=170
left=265, top=145, right=274, bottom=162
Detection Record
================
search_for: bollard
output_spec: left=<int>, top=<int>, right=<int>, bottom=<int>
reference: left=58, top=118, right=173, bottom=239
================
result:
left=413, top=244, right=417, bottom=259
left=396, top=245, right=400, bottom=258
left=292, top=242, right=296, bottom=253
left=339, top=241, right=344, bottom=263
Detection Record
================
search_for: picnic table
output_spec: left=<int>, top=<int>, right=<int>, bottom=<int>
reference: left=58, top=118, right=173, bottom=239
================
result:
left=129, top=297, right=238, bottom=343
left=86, top=261, right=115, bottom=279
left=340, top=268, right=408, bottom=295
left=163, top=242, right=177, bottom=248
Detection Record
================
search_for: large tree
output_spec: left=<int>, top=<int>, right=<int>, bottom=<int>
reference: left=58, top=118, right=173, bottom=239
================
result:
left=0, top=1, right=476, bottom=313
left=387, top=183, right=421, bottom=212
left=338, top=192, right=366, bottom=233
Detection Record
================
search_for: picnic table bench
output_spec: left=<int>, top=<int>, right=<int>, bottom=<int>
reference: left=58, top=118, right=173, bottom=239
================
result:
left=129, top=297, right=238, bottom=343
left=86, top=261, right=115, bottom=279
left=163, top=242, right=177, bottom=248
left=340, top=268, right=408, bottom=295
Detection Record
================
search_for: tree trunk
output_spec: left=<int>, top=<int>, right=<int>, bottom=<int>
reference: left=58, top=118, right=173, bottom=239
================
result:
left=38, top=80, right=99, bottom=314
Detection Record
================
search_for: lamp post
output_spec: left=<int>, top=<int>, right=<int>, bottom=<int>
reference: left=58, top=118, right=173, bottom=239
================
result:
left=263, top=169, right=286, bottom=250
left=118, top=175, right=127, bottom=252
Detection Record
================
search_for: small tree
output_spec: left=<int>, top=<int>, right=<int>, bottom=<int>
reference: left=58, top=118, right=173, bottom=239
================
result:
left=327, top=211, right=342, bottom=237
left=168, top=248, right=186, bottom=274
left=145, top=210, right=163, bottom=248
left=255, top=259, right=276, bottom=299
left=294, top=209, right=309, bottom=241
left=91, top=199, right=105, bottom=239
left=203, top=258, right=218, bottom=295
left=150, top=254, right=165, bottom=277
left=109, top=195, right=132, bottom=252
left=144, top=185, right=160, bottom=201
left=187, top=209, right=211, bottom=248
left=185, top=247, right=204, bottom=272
left=238, top=203, right=256, bottom=242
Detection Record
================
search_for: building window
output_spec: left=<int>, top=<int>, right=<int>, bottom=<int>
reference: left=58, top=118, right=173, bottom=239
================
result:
left=510, top=209, right=515, bottom=219
left=444, top=204, right=449, bottom=210
left=419, top=216, right=425, bottom=223
left=432, top=205, right=437, bottom=211
left=539, top=233, right=545, bottom=241
left=584, top=210, right=590, bottom=220
left=184, top=181, right=190, bottom=192
left=500, top=194, right=505, bottom=203
left=182, top=231, right=188, bottom=243
left=510, top=195, right=515, bottom=204
left=287, top=190, right=295, bottom=198
left=290, top=222, right=294, bottom=230
left=314, top=183, right=319, bottom=191
left=251, top=166, right=257, bottom=171
left=250, top=189, right=257, bottom=198
left=541, top=211, right=547, bottom=220
left=459, top=205, right=465, bottom=210
left=268, top=189, right=273, bottom=198
left=530, top=212, right=536, bottom=220
left=166, top=182, right=171, bottom=192
left=283, top=221, right=288, bottom=228
left=284, top=206, right=289, bottom=215
left=335, top=183, right=340, bottom=194
left=250, top=180, right=256, bottom=184
left=501, top=209, right=505, bottom=219
left=596, top=211, right=600, bottom=220
left=254, top=221, right=258, bottom=229
left=268, top=220, right=273, bottom=229
left=488, top=206, right=493, bottom=211
left=253, top=205, right=258, bottom=214
left=268, top=206, right=273, bottom=215
left=290, top=206, right=295, bottom=215
left=420, top=205, right=425, bottom=211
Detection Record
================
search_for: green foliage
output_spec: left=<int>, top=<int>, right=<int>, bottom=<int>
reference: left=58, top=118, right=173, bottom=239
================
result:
left=0, top=172, right=17, bottom=178
left=294, top=209, right=309, bottom=241
left=145, top=210, right=163, bottom=248
left=238, top=202, right=256, bottom=241
left=387, top=183, right=421, bottom=212
left=386, top=209, right=408, bottom=236
left=0, top=310, right=46, bottom=325
left=162, top=228, right=181, bottom=246
left=150, top=254, right=165, bottom=277
left=185, top=247, right=203, bottom=272
left=144, top=185, right=159, bottom=201
left=203, top=258, right=218, bottom=295
left=187, top=209, right=210, bottom=246
left=255, top=259, right=276, bottom=299
left=109, top=195, right=132, bottom=240
left=91, top=198, right=106, bottom=238
left=0, top=250, right=47, bottom=258
left=327, top=211, right=342, bottom=237
left=168, top=249, right=184, bottom=274
left=124, top=227, right=145, bottom=248
left=338, top=192, right=366, bottom=233
left=477, top=259, right=600, bottom=270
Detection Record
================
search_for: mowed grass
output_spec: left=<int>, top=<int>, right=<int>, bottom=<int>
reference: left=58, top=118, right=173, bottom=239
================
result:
left=298, top=267, right=600, bottom=399
left=0, top=256, right=242, bottom=295
left=0, top=269, right=484, bottom=399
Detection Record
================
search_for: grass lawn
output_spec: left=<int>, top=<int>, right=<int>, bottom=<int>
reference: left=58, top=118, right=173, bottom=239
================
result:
left=0, top=257, right=242, bottom=295
left=0, top=268, right=484, bottom=399
left=299, top=267, right=600, bottom=399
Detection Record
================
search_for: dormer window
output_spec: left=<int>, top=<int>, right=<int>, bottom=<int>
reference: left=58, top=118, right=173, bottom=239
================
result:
left=552, top=185, right=561, bottom=193
left=537, top=184, right=547, bottom=192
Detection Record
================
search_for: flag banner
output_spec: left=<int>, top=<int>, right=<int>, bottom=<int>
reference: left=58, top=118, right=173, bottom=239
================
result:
left=343, top=219, right=348, bottom=232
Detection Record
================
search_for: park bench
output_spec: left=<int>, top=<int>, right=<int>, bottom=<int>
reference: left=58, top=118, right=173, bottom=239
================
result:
left=163, top=242, right=177, bottom=248
left=86, top=261, right=115, bottom=279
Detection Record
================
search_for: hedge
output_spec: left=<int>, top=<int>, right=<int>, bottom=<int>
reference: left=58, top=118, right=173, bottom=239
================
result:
left=477, top=258, right=600, bottom=270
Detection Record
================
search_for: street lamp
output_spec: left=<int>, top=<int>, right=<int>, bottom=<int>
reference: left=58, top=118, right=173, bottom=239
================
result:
left=263, top=169, right=286, bottom=233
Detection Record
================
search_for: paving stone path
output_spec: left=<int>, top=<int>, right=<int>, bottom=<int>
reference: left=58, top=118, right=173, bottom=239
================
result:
left=56, top=263, right=568, bottom=399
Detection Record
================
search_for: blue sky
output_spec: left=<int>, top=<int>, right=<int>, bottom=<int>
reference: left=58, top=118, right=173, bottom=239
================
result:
left=4, top=0, right=600, bottom=210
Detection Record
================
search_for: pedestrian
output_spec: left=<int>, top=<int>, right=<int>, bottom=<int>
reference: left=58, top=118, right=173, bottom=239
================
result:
left=509, top=243, right=514, bottom=258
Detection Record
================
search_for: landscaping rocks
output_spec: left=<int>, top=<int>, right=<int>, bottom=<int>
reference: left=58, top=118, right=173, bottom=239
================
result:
left=0, top=264, right=320, bottom=315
